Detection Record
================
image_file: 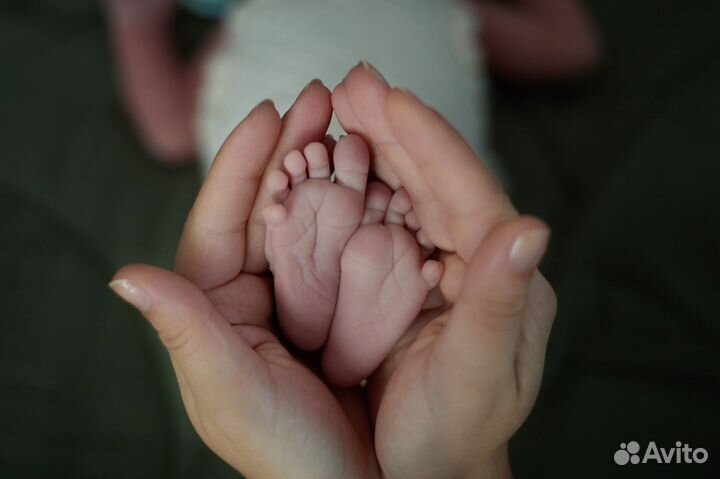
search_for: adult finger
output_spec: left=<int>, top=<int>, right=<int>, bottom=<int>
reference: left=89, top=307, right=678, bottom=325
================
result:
left=244, top=80, right=334, bottom=273
left=514, top=270, right=557, bottom=402
left=338, top=64, right=447, bottom=247
left=385, top=88, right=516, bottom=261
left=109, top=264, right=271, bottom=408
left=337, top=64, right=515, bottom=257
left=333, top=63, right=402, bottom=189
left=175, top=99, right=282, bottom=290
left=434, top=218, right=550, bottom=395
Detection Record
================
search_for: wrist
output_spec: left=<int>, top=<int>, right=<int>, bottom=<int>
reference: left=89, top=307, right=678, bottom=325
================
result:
left=380, top=445, right=512, bottom=479
left=448, top=445, right=513, bottom=479
left=465, top=446, right=513, bottom=479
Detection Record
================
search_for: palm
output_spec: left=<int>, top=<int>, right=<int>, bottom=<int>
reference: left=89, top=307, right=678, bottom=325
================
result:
left=373, top=313, right=452, bottom=472
left=370, top=267, right=555, bottom=477
left=120, top=258, right=376, bottom=476
left=172, top=269, right=369, bottom=476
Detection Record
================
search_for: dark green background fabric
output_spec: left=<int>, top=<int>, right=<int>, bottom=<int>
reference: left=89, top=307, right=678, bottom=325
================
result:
left=0, top=1, right=718, bottom=478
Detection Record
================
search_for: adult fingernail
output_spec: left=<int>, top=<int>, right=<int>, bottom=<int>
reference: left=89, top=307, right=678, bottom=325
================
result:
left=361, top=60, right=388, bottom=86
left=509, top=229, right=549, bottom=273
left=109, top=279, right=152, bottom=313
left=302, top=78, right=324, bottom=93
left=253, top=98, right=275, bottom=111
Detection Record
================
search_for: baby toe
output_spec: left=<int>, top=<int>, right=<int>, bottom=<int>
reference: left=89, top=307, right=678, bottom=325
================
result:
left=362, top=182, right=392, bottom=225
left=416, top=228, right=435, bottom=253
left=333, top=134, right=370, bottom=193
left=267, top=170, right=290, bottom=203
left=405, top=210, right=420, bottom=232
left=263, top=203, right=288, bottom=228
left=304, top=142, right=331, bottom=179
left=385, top=188, right=412, bottom=226
left=284, top=150, right=308, bottom=185
left=421, top=259, right=444, bottom=290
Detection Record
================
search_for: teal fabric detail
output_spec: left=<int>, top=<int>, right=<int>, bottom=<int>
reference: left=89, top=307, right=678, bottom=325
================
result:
left=182, top=0, right=236, bottom=18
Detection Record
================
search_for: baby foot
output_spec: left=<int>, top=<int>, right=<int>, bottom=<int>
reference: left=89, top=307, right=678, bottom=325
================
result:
left=264, top=136, right=369, bottom=351
left=323, top=184, right=443, bottom=387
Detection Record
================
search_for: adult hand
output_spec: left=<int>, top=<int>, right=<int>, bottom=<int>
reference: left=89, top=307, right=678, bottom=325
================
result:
left=110, top=82, right=380, bottom=479
left=333, top=63, right=557, bottom=478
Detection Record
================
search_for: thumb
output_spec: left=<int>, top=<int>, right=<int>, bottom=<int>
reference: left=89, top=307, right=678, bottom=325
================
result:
left=109, top=264, right=264, bottom=405
left=437, top=217, right=550, bottom=391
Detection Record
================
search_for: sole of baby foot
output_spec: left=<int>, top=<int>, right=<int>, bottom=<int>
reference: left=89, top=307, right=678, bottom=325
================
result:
left=265, top=135, right=370, bottom=351
left=323, top=185, right=442, bottom=387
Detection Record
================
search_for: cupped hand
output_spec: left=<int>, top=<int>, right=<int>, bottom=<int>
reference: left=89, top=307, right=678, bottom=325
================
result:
left=333, top=64, right=557, bottom=479
left=111, top=83, right=380, bottom=479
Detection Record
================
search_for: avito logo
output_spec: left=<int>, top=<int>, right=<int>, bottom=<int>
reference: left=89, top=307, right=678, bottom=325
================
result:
left=614, top=441, right=709, bottom=466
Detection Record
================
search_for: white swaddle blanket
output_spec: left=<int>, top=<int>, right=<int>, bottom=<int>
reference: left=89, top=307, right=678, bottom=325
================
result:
left=197, top=0, right=497, bottom=175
